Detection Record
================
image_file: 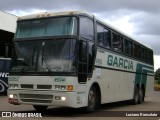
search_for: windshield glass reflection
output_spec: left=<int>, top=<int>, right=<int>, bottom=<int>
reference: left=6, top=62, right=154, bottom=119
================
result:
left=11, top=39, right=77, bottom=73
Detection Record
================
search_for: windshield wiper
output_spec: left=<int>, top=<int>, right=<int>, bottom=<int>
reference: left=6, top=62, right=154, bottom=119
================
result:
left=42, top=55, right=51, bottom=72
left=41, top=42, right=52, bottom=72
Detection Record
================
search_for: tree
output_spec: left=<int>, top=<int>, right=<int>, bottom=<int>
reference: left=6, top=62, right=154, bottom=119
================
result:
left=155, top=68, right=160, bottom=84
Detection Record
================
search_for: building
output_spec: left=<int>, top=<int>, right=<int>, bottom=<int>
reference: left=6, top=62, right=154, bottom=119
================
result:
left=0, top=11, right=17, bottom=57
left=0, top=11, right=17, bottom=93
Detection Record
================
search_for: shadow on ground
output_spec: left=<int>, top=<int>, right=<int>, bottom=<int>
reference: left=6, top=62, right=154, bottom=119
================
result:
left=13, top=100, right=133, bottom=117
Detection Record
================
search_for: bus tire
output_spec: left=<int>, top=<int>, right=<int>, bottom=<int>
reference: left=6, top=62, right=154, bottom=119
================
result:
left=131, top=86, right=139, bottom=105
left=33, top=105, right=48, bottom=111
left=138, top=89, right=143, bottom=104
left=141, top=86, right=145, bottom=102
left=86, top=86, right=97, bottom=112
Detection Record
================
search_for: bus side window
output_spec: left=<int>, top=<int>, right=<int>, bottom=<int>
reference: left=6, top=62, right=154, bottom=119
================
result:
left=128, top=41, right=133, bottom=56
left=104, top=28, right=111, bottom=49
left=112, top=32, right=123, bottom=52
left=124, top=38, right=129, bottom=55
left=97, top=24, right=104, bottom=46
left=141, top=47, right=147, bottom=62
left=80, top=17, right=94, bottom=41
left=148, top=50, right=153, bottom=65
left=124, top=38, right=133, bottom=56
left=97, top=24, right=111, bottom=49
left=134, top=43, right=141, bottom=59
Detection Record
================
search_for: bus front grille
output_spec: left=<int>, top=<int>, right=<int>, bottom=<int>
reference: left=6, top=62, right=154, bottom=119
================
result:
left=37, top=85, right=52, bottom=89
left=20, top=84, right=52, bottom=90
left=21, top=84, right=34, bottom=89
left=19, top=94, right=53, bottom=103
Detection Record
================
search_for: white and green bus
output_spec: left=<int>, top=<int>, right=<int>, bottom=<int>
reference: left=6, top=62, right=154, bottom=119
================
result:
left=8, top=11, right=154, bottom=112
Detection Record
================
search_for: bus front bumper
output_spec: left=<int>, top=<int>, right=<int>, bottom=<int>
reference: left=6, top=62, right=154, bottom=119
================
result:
left=8, top=89, right=80, bottom=108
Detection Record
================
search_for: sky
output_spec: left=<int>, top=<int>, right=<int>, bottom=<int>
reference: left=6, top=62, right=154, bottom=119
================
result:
left=0, top=0, right=160, bottom=71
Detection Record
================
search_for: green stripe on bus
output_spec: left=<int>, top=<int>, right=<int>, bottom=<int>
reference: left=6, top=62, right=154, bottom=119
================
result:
left=135, top=63, right=154, bottom=88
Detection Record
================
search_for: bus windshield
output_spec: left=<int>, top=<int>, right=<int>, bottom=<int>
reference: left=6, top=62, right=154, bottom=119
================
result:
left=11, top=39, right=77, bottom=73
left=16, top=17, right=77, bottom=38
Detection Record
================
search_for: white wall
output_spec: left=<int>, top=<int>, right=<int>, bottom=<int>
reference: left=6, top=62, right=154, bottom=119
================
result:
left=0, top=11, right=18, bottom=33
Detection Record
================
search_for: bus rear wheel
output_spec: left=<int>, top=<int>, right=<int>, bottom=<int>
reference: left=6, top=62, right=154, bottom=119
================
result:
left=138, top=89, right=144, bottom=104
left=33, top=105, right=48, bottom=111
left=86, top=86, right=97, bottom=112
left=131, top=86, right=139, bottom=105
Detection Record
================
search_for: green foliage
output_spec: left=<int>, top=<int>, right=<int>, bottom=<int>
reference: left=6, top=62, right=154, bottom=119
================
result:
left=155, top=68, right=160, bottom=84
left=158, top=77, right=160, bottom=84
left=155, top=68, right=160, bottom=80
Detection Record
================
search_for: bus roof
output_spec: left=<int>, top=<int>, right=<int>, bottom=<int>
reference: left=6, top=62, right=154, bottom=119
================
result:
left=18, top=10, right=152, bottom=50
left=18, top=10, right=93, bottom=20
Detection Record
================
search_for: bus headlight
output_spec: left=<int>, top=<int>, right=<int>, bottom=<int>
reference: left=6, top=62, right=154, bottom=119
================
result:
left=14, top=84, right=19, bottom=88
left=54, top=85, right=73, bottom=91
left=9, top=84, right=14, bottom=88
left=9, top=94, right=14, bottom=98
left=61, top=86, right=66, bottom=90
left=55, top=96, right=66, bottom=101
left=55, top=85, right=66, bottom=90
left=9, top=94, right=17, bottom=98
left=61, top=97, right=66, bottom=101
left=55, top=85, right=61, bottom=90
left=9, top=84, right=19, bottom=89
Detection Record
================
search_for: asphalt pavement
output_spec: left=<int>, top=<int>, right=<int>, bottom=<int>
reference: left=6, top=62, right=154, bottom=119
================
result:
left=0, top=91, right=160, bottom=120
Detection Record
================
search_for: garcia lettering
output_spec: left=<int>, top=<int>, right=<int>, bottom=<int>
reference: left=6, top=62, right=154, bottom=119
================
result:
left=108, top=55, right=133, bottom=70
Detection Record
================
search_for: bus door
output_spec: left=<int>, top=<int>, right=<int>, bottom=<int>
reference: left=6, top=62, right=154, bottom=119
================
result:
left=78, top=40, right=94, bottom=83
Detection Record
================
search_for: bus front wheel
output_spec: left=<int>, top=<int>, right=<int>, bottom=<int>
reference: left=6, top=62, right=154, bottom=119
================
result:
left=86, top=86, right=97, bottom=112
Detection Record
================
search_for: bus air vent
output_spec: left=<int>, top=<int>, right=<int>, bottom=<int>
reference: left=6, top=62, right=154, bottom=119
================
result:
left=21, top=84, right=33, bottom=89
left=37, top=85, right=52, bottom=89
